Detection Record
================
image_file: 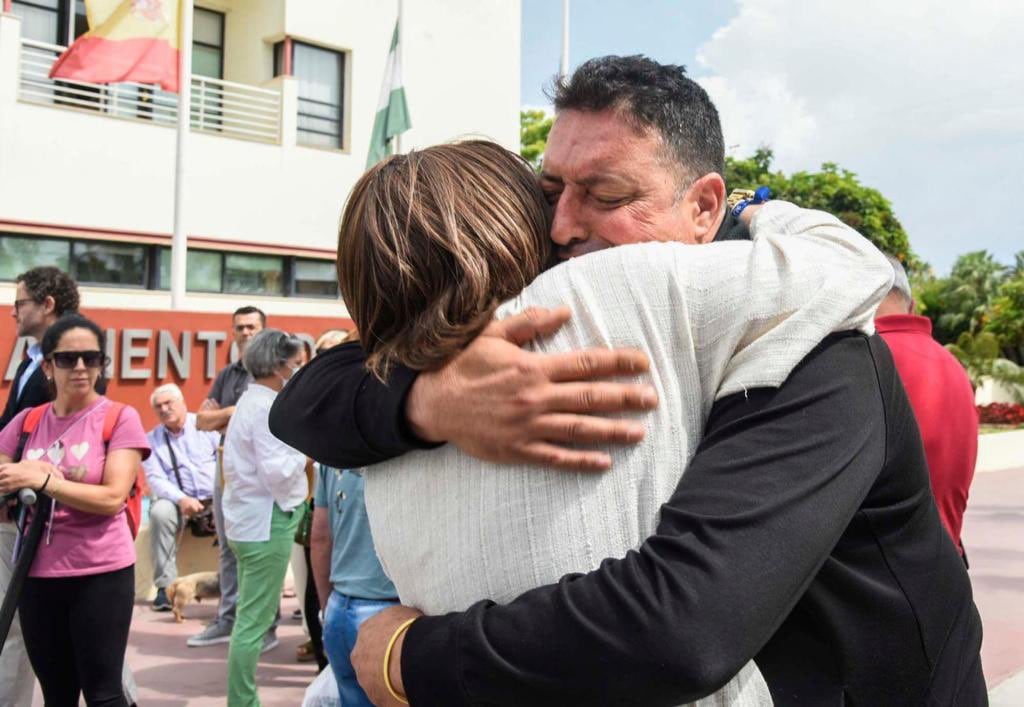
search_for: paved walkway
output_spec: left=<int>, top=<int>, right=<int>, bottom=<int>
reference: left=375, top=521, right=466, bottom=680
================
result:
left=27, top=435, right=1024, bottom=704
left=963, top=464, right=1024, bottom=702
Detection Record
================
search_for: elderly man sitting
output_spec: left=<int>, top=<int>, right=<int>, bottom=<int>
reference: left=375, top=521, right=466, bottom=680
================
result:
left=144, top=383, right=219, bottom=611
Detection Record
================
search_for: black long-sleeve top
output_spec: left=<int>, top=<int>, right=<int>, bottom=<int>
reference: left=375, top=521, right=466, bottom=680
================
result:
left=271, top=333, right=985, bottom=705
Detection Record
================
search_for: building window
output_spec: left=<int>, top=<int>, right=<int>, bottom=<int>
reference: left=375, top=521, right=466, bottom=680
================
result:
left=225, top=253, right=284, bottom=295
left=71, top=241, right=148, bottom=287
left=11, top=0, right=88, bottom=45
left=157, top=247, right=223, bottom=292
left=293, top=258, right=339, bottom=297
left=0, top=234, right=70, bottom=280
left=10, top=0, right=61, bottom=44
left=1, top=234, right=335, bottom=298
left=276, top=41, right=345, bottom=149
left=192, top=7, right=225, bottom=79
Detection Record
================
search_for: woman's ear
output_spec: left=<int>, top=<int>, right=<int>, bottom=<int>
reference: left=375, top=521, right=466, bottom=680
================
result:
left=41, top=359, right=53, bottom=381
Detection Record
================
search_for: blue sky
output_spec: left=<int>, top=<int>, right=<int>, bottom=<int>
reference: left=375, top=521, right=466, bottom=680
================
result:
left=521, top=0, right=736, bottom=107
left=520, top=0, right=1024, bottom=275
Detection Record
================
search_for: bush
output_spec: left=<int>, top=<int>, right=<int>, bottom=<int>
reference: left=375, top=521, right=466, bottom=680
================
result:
left=977, top=403, right=1024, bottom=425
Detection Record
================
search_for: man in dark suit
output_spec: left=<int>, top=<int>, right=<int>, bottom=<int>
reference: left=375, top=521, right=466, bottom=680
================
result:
left=1, top=266, right=81, bottom=432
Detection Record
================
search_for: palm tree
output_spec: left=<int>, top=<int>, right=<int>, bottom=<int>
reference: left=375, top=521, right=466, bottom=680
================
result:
left=936, top=251, right=1008, bottom=340
left=947, top=331, right=1024, bottom=402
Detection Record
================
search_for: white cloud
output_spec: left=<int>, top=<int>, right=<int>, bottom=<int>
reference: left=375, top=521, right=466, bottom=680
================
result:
left=692, top=0, right=1024, bottom=271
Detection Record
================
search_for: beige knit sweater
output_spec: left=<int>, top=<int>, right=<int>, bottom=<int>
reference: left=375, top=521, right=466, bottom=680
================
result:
left=365, top=202, right=894, bottom=706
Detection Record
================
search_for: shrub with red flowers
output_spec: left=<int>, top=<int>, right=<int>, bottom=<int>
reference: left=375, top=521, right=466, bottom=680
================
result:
left=977, top=403, right=1024, bottom=425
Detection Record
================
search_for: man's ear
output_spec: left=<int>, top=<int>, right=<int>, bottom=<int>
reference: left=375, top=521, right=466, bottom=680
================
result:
left=687, top=173, right=726, bottom=244
left=41, top=295, right=56, bottom=317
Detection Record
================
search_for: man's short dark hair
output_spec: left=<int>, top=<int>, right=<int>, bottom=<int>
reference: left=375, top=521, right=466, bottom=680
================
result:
left=550, top=55, right=725, bottom=185
left=232, top=306, right=266, bottom=326
left=16, top=266, right=80, bottom=317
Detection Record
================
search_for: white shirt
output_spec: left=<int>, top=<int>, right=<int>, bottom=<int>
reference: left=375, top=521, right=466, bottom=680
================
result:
left=17, top=342, right=43, bottom=400
left=222, top=383, right=307, bottom=542
left=365, top=203, right=894, bottom=707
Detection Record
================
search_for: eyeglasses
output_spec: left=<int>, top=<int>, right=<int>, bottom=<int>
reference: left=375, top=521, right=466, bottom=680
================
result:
left=49, top=350, right=107, bottom=369
left=13, top=298, right=37, bottom=312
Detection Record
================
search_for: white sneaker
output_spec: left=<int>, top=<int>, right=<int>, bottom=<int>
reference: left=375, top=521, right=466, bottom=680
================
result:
left=261, top=632, right=279, bottom=654
left=187, top=621, right=232, bottom=647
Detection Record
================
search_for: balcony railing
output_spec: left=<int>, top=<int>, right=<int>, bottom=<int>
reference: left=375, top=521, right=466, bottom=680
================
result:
left=18, top=39, right=282, bottom=144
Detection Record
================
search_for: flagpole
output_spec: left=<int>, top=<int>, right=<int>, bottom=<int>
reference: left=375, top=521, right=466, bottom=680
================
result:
left=560, top=0, right=570, bottom=79
left=171, top=0, right=193, bottom=311
left=394, top=0, right=404, bottom=154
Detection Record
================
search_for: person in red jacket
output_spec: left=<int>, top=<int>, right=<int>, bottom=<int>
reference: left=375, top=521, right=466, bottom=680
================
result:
left=876, top=255, right=978, bottom=560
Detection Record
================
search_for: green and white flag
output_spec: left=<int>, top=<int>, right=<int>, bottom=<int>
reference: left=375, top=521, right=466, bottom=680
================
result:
left=367, top=21, right=411, bottom=168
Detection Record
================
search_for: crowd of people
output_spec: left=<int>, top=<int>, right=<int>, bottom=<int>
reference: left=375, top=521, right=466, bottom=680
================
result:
left=0, top=268, right=377, bottom=705
left=0, top=54, right=987, bottom=707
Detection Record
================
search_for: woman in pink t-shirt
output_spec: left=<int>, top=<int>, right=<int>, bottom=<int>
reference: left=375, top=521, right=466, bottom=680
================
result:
left=0, top=314, right=150, bottom=707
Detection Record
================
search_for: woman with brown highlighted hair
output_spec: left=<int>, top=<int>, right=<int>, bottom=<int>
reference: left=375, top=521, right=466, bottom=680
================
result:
left=337, top=140, right=892, bottom=706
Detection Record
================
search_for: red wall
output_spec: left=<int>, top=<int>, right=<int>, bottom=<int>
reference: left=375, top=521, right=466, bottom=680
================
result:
left=1, top=308, right=353, bottom=430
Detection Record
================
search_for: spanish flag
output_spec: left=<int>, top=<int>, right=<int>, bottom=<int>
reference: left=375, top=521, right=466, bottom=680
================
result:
left=49, top=0, right=182, bottom=92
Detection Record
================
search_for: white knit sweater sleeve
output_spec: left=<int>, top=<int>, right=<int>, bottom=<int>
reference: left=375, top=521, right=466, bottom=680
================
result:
left=663, top=201, right=894, bottom=405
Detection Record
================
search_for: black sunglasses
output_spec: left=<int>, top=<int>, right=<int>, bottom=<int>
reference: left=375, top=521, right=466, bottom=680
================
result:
left=50, top=350, right=107, bottom=369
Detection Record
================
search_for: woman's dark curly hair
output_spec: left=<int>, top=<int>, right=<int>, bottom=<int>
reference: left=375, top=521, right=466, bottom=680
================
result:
left=16, top=266, right=80, bottom=316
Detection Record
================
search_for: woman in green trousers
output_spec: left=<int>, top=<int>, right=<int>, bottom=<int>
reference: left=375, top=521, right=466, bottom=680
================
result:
left=221, top=329, right=307, bottom=706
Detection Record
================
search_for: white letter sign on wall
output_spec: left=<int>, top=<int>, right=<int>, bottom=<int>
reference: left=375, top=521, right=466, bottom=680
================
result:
left=157, top=330, right=191, bottom=379
left=121, top=329, right=153, bottom=380
left=6, top=328, right=319, bottom=383
left=196, top=331, right=227, bottom=379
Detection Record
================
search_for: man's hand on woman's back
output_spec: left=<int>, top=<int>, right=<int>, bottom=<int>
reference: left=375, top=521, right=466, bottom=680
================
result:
left=405, top=307, right=658, bottom=471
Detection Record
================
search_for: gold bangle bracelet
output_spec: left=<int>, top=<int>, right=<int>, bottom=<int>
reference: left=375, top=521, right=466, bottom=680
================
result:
left=383, top=618, right=418, bottom=705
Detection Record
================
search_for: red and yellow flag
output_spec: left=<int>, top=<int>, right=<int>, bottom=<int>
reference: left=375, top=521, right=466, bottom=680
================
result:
left=49, top=0, right=182, bottom=92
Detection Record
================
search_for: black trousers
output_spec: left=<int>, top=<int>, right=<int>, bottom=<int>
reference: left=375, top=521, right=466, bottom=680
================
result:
left=19, top=564, right=134, bottom=707
left=302, top=540, right=328, bottom=669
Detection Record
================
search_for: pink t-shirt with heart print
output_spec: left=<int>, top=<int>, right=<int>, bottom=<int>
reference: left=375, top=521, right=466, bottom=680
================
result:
left=0, top=396, right=151, bottom=577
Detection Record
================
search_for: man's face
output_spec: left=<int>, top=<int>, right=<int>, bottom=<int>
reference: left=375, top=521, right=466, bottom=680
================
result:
left=541, top=109, right=699, bottom=259
left=232, top=313, right=264, bottom=353
left=11, top=282, right=53, bottom=339
left=153, top=392, right=187, bottom=431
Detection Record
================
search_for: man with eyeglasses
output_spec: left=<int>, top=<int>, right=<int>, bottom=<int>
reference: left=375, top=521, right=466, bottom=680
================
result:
left=189, top=306, right=280, bottom=651
left=1, top=267, right=80, bottom=431
left=1, top=267, right=81, bottom=707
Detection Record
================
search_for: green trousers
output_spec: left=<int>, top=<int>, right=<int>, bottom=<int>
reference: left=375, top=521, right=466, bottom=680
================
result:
left=227, top=505, right=301, bottom=707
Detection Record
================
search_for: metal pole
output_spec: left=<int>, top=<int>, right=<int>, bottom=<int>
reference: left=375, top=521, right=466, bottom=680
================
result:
left=65, top=0, right=75, bottom=44
left=393, top=0, right=403, bottom=154
left=560, top=0, right=569, bottom=79
left=171, top=0, right=193, bottom=310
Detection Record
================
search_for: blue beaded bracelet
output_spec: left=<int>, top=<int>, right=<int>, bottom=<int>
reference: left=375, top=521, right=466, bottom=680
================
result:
left=731, top=185, right=772, bottom=218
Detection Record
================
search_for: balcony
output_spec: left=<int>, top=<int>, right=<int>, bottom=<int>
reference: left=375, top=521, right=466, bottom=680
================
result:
left=19, top=39, right=282, bottom=144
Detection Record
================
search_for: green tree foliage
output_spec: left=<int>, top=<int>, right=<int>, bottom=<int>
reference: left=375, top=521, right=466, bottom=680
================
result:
left=520, top=110, right=553, bottom=171
left=946, top=331, right=1024, bottom=400
left=985, top=256, right=1024, bottom=365
left=724, top=148, right=916, bottom=266
left=942, top=251, right=1007, bottom=336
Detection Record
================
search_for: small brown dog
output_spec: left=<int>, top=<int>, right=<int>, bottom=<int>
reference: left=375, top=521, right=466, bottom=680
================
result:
left=165, top=572, right=220, bottom=623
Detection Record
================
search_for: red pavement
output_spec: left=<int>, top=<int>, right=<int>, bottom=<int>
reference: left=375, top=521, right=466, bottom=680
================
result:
left=962, top=465, right=1024, bottom=690
left=30, top=467, right=1024, bottom=704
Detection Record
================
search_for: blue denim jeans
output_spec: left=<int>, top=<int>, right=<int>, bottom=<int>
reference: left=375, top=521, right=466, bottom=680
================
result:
left=322, top=590, right=400, bottom=707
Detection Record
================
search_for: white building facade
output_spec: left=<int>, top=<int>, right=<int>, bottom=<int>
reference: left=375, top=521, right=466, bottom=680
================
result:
left=0, top=0, right=521, bottom=318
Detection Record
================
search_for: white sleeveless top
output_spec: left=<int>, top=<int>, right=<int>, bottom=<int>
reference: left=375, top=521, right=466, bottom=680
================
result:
left=365, top=202, right=893, bottom=706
